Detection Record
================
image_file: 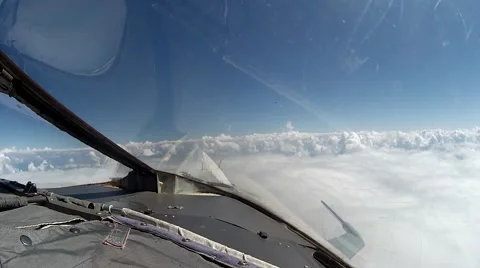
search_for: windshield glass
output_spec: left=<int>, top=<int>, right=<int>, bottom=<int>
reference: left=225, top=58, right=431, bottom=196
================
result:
left=2, top=0, right=480, bottom=267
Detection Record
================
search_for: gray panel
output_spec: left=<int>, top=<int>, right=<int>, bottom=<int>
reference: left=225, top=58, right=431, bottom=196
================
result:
left=46, top=185, right=129, bottom=200
left=43, top=185, right=327, bottom=268
left=53, top=185, right=313, bottom=244
left=0, top=203, right=84, bottom=227
left=151, top=213, right=320, bottom=268
left=122, top=192, right=310, bottom=244
left=0, top=220, right=221, bottom=268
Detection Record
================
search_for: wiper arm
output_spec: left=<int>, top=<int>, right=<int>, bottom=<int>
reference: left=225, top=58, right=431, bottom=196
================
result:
left=0, top=178, right=109, bottom=219
left=322, top=201, right=362, bottom=239
left=321, top=201, right=365, bottom=259
left=0, top=178, right=39, bottom=197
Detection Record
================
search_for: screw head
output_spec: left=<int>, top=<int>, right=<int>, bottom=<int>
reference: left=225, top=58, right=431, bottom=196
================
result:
left=20, top=235, right=32, bottom=246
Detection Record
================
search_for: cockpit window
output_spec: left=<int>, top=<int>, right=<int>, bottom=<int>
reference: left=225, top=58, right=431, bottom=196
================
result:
left=2, top=1, right=480, bottom=267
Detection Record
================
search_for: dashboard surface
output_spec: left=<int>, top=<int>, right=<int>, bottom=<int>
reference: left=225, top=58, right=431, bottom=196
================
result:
left=48, top=184, right=325, bottom=268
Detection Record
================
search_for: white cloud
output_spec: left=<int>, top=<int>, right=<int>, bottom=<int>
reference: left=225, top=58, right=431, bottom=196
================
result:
left=88, top=151, right=101, bottom=166
left=27, top=160, right=54, bottom=172
left=142, top=148, right=155, bottom=157
left=2, top=127, right=480, bottom=267
left=0, top=153, right=18, bottom=174
left=217, top=151, right=480, bottom=268
left=6, top=166, right=124, bottom=188
left=285, top=120, right=295, bottom=131
left=112, top=127, right=480, bottom=160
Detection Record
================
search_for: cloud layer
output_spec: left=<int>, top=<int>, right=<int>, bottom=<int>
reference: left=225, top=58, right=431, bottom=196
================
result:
left=2, top=127, right=480, bottom=268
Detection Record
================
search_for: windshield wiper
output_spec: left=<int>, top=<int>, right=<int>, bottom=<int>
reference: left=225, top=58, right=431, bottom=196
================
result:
left=321, top=201, right=365, bottom=259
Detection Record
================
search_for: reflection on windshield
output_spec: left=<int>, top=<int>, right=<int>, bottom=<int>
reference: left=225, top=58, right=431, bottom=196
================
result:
left=2, top=0, right=480, bottom=267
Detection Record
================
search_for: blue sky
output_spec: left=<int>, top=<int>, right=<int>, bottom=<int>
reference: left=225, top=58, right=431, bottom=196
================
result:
left=1, top=0, right=480, bottom=149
